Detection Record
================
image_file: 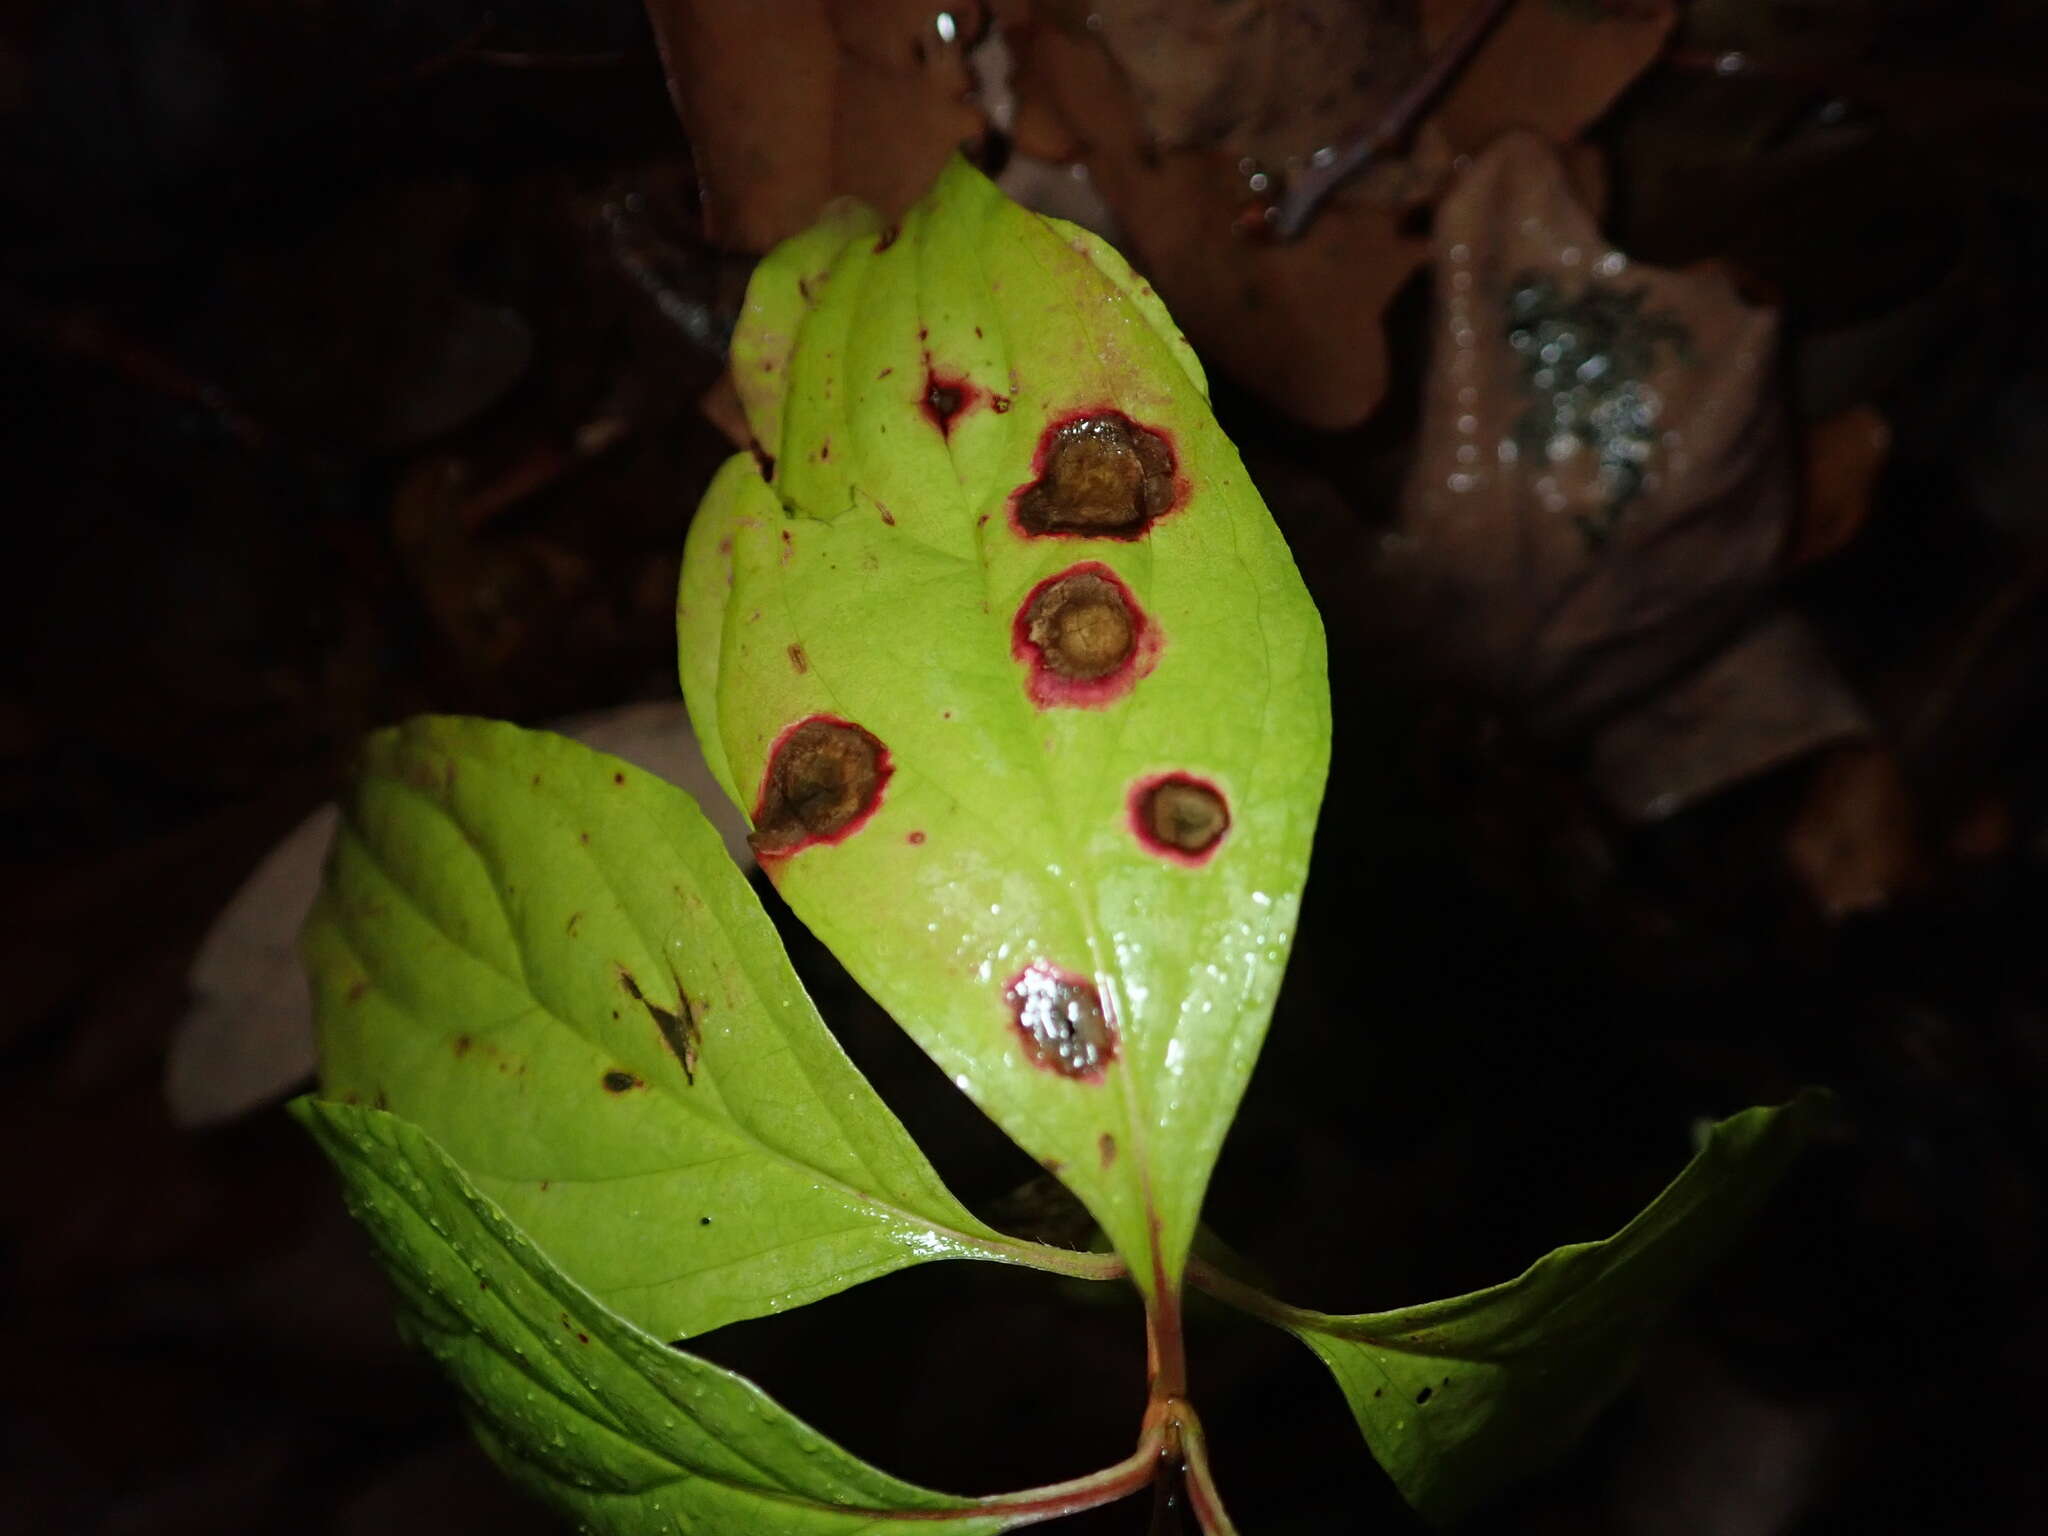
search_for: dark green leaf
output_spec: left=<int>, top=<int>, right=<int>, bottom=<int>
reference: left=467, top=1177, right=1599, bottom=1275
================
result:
left=293, top=1099, right=1019, bottom=1534
left=1277, top=1093, right=1826, bottom=1522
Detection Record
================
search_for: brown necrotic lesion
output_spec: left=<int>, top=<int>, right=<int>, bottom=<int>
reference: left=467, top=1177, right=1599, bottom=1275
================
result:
left=1014, top=412, right=1177, bottom=536
left=1005, top=962, right=1117, bottom=1080
left=1137, top=775, right=1230, bottom=860
left=1025, top=570, right=1135, bottom=680
left=749, top=717, right=888, bottom=855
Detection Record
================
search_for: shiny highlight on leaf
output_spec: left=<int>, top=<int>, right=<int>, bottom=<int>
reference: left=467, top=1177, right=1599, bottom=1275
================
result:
left=1005, top=961, right=1118, bottom=1080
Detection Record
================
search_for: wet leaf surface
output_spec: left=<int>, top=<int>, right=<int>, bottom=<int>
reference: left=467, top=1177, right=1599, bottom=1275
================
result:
left=681, top=158, right=1329, bottom=1306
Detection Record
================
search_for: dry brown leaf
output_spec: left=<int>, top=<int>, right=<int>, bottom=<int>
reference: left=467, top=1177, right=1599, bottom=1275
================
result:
left=1422, top=0, right=1676, bottom=152
left=1789, top=405, right=1891, bottom=568
left=1946, top=794, right=2013, bottom=863
left=1382, top=131, right=1791, bottom=733
left=1786, top=743, right=1921, bottom=919
left=645, top=0, right=985, bottom=252
left=1019, top=24, right=1423, bottom=429
left=1589, top=612, right=1868, bottom=820
left=698, top=367, right=750, bottom=449
left=1021, top=0, right=1674, bottom=427
left=1054, top=0, right=1422, bottom=169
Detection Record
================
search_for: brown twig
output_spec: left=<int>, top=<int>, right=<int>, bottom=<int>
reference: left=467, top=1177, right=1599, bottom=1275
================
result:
left=1271, top=0, right=1516, bottom=241
left=0, top=282, right=269, bottom=448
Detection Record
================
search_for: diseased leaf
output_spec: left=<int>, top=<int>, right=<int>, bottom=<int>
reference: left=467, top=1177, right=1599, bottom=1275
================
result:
left=292, top=1099, right=1014, bottom=1535
left=306, top=713, right=1068, bottom=1343
left=1281, top=1092, right=1826, bottom=1524
left=678, top=156, right=1330, bottom=1307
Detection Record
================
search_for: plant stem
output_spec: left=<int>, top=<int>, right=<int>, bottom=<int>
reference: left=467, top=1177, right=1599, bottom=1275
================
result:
left=1174, top=1403, right=1241, bottom=1536
left=1183, top=1255, right=1329, bottom=1331
left=957, top=1422, right=1168, bottom=1527
left=1271, top=0, right=1517, bottom=240
left=980, top=1236, right=1129, bottom=1283
left=1145, top=1280, right=1190, bottom=1401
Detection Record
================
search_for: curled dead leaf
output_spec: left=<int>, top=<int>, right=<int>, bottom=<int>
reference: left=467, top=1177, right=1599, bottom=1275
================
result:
left=1058, top=0, right=1423, bottom=172
left=1019, top=0, right=1675, bottom=426
left=645, top=0, right=987, bottom=252
left=1789, top=405, right=1891, bottom=568
left=1381, top=130, right=1790, bottom=734
left=1589, top=613, right=1869, bottom=822
left=1786, top=743, right=1921, bottom=920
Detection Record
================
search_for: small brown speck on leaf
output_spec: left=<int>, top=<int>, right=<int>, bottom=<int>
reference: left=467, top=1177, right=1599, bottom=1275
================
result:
left=453, top=1035, right=471, bottom=1057
left=1099, top=1132, right=1118, bottom=1168
left=621, top=967, right=701, bottom=1084
left=1015, top=412, right=1177, bottom=536
left=788, top=643, right=809, bottom=674
left=612, top=771, right=627, bottom=786
left=602, top=1070, right=642, bottom=1094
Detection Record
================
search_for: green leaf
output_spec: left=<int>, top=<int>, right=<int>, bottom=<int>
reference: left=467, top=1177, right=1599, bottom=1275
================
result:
left=292, top=1098, right=1016, bottom=1535
left=679, top=154, right=1330, bottom=1307
left=305, top=713, right=1084, bottom=1343
left=1271, top=1093, right=1827, bottom=1524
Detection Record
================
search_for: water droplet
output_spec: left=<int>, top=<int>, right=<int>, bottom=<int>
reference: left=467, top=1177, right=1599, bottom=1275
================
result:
left=1004, top=962, right=1117, bottom=1079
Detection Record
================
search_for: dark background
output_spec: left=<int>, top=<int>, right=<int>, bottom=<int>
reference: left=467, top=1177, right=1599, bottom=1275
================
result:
left=3, top=3, right=2044, bottom=1533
